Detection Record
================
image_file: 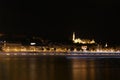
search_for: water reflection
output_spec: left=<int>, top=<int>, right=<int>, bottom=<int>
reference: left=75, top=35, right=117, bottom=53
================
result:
left=0, top=56, right=120, bottom=80
left=70, top=58, right=120, bottom=80
left=71, top=58, right=95, bottom=80
left=0, top=56, right=72, bottom=80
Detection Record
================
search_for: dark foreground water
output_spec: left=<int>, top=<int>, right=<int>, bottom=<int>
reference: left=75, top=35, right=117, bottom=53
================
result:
left=0, top=55, right=120, bottom=80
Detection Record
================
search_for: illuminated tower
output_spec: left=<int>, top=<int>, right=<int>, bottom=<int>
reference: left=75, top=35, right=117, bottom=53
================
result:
left=105, top=43, right=108, bottom=47
left=72, top=32, right=75, bottom=41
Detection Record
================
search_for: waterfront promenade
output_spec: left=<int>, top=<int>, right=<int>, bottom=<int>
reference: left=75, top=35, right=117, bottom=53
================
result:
left=0, top=51, right=120, bottom=58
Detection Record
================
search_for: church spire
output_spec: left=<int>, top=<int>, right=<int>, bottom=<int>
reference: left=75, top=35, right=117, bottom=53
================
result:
left=72, top=32, right=75, bottom=41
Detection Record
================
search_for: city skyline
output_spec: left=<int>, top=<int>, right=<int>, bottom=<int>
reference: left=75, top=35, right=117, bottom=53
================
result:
left=0, top=0, right=120, bottom=45
left=0, top=31, right=119, bottom=47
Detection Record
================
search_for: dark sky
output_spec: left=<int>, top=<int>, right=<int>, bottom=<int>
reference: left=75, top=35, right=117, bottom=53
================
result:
left=0, top=0, right=120, bottom=44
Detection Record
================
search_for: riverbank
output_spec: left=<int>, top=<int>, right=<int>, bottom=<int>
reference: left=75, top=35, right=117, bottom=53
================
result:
left=0, top=52, right=120, bottom=58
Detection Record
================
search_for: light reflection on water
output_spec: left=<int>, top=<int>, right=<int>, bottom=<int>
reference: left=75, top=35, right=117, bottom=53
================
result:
left=0, top=55, right=120, bottom=80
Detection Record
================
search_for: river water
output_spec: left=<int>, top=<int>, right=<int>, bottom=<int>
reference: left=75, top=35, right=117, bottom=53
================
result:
left=0, top=55, right=120, bottom=80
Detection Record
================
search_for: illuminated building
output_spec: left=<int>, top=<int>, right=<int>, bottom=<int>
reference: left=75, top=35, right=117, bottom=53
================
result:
left=72, top=32, right=95, bottom=44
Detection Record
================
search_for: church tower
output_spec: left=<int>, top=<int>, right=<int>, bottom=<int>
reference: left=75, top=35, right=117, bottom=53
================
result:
left=72, top=32, right=75, bottom=41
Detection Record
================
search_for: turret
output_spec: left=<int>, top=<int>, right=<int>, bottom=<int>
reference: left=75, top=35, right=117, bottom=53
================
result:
left=72, top=32, right=75, bottom=41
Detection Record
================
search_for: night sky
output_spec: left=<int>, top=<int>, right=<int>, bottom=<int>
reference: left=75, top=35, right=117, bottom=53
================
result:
left=0, top=0, right=120, bottom=44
